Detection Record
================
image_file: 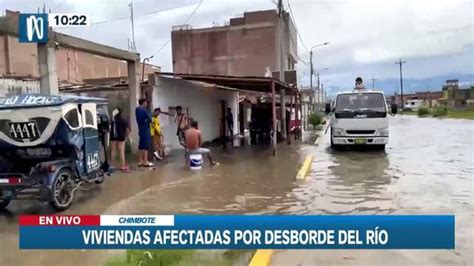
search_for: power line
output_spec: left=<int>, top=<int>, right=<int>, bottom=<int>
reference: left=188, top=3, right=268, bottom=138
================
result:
left=283, top=15, right=308, bottom=66
left=149, top=0, right=204, bottom=58
left=286, top=0, right=309, bottom=53
left=52, top=1, right=65, bottom=12
left=90, top=5, right=196, bottom=26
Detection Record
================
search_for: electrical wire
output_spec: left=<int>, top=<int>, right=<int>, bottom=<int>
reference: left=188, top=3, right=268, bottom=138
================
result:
left=149, top=0, right=204, bottom=58
left=52, top=1, right=65, bottom=12
left=90, top=4, right=198, bottom=26
left=286, top=0, right=309, bottom=53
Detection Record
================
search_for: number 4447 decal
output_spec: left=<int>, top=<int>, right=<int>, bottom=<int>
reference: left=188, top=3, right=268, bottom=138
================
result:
left=86, top=152, right=99, bottom=170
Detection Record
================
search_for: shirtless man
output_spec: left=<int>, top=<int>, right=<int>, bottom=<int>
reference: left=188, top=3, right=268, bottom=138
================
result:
left=185, top=120, right=218, bottom=166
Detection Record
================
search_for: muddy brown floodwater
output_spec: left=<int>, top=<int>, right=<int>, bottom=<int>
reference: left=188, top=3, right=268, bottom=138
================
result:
left=0, top=115, right=472, bottom=266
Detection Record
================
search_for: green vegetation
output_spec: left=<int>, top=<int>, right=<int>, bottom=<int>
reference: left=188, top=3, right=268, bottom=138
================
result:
left=417, top=107, right=430, bottom=116
left=403, top=107, right=474, bottom=119
left=308, top=112, right=323, bottom=129
left=447, top=109, right=474, bottom=119
left=432, top=107, right=448, bottom=117
left=105, top=250, right=252, bottom=266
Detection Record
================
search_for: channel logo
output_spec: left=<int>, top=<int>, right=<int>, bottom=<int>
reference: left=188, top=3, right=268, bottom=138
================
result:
left=18, top=13, right=48, bottom=43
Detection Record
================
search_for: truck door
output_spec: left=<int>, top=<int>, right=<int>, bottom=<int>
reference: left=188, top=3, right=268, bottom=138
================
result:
left=81, top=103, right=100, bottom=173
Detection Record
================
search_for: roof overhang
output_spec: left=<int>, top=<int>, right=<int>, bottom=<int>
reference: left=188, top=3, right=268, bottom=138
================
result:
left=157, top=72, right=298, bottom=95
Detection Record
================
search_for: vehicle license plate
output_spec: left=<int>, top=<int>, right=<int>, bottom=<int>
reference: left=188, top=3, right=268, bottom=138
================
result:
left=8, top=122, right=40, bottom=140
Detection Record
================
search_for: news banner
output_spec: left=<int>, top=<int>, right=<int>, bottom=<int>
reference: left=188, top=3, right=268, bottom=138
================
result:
left=19, top=215, right=454, bottom=249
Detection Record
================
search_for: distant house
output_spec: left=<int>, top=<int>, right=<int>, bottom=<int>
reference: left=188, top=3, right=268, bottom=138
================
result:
left=439, top=79, right=474, bottom=108
left=404, top=99, right=424, bottom=110
left=390, top=91, right=442, bottom=109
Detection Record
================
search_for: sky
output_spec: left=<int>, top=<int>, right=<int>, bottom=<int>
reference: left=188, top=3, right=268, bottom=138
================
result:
left=1, top=0, right=473, bottom=95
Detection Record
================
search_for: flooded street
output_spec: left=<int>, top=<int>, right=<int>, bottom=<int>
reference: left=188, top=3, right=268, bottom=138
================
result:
left=0, top=115, right=473, bottom=265
left=273, top=115, right=474, bottom=265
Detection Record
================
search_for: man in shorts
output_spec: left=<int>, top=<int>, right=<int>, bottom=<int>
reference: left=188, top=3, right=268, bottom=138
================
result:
left=184, top=120, right=218, bottom=166
left=135, top=98, right=154, bottom=167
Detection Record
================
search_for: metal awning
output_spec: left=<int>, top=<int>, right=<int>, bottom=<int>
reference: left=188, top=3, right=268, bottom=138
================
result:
left=157, top=72, right=298, bottom=94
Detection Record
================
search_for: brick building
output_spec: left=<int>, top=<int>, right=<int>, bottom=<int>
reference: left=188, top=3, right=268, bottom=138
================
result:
left=171, top=9, right=298, bottom=77
left=391, top=91, right=443, bottom=108
left=0, top=10, right=159, bottom=86
left=440, top=79, right=474, bottom=108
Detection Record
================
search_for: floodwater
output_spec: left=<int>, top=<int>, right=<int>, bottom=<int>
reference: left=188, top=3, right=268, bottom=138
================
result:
left=0, top=115, right=473, bottom=265
left=272, top=115, right=474, bottom=265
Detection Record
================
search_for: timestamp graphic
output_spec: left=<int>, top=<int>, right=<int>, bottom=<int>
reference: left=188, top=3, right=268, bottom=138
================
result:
left=48, top=13, right=90, bottom=27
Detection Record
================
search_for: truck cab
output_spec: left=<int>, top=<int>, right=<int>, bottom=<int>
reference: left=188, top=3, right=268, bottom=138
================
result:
left=328, top=90, right=397, bottom=150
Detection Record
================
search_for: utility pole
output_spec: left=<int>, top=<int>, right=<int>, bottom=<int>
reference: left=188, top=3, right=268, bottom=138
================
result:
left=277, top=0, right=286, bottom=140
left=309, top=42, right=329, bottom=104
left=129, top=0, right=137, bottom=52
left=370, top=78, right=376, bottom=89
left=321, top=83, right=324, bottom=103
left=310, top=50, right=313, bottom=90
left=395, top=59, right=406, bottom=108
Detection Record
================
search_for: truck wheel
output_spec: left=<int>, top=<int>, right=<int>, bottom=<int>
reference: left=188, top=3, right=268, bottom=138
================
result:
left=375, top=144, right=386, bottom=151
left=330, top=128, right=335, bottom=148
left=0, top=194, right=11, bottom=211
left=330, top=129, right=341, bottom=150
left=49, top=169, right=75, bottom=211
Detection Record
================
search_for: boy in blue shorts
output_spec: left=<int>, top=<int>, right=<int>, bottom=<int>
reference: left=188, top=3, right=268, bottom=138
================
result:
left=135, top=98, right=154, bottom=167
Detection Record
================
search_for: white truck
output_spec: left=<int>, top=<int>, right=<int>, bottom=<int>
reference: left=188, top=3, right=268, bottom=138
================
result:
left=326, top=90, right=397, bottom=150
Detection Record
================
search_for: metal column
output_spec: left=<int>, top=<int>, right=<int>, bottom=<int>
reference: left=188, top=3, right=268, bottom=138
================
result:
left=271, top=80, right=277, bottom=156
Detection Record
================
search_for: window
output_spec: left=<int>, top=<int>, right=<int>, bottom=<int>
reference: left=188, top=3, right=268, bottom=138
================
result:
left=85, top=110, right=94, bottom=126
left=335, top=93, right=386, bottom=112
left=64, top=109, right=80, bottom=128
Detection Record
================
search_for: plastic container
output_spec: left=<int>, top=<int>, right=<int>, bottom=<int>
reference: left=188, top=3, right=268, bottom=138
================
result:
left=189, top=153, right=203, bottom=170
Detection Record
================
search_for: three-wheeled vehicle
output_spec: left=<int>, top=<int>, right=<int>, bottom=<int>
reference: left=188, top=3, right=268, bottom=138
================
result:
left=0, top=94, right=111, bottom=211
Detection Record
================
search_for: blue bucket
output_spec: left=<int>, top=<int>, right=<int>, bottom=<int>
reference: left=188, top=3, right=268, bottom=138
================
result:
left=189, top=154, right=203, bottom=170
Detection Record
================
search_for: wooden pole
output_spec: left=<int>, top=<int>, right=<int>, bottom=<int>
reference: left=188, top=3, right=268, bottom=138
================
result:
left=271, top=80, right=277, bottom=156
left=295, top=92, right=299, bottom=140
left=288, top=89, right=293, bottom=145
left=299, top=93, right=303, bottom=140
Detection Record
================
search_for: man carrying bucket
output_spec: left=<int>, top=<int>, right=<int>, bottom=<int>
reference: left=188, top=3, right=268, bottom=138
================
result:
left=184, top=120, right=219, bottom=167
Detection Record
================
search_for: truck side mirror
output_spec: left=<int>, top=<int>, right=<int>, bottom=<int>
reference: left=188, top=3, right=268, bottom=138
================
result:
left=391, top=104, right=398, bottom=114
left=325, top=103, right=331, bottom=114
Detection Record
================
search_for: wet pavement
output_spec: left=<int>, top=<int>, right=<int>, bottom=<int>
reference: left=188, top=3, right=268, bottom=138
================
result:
left=0, top=115, right=473, bottom=265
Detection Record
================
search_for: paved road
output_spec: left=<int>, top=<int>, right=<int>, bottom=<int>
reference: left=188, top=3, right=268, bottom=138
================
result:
left=0, top=115, right=472, bottom=265
left=271, top=115, right=474, bottom=265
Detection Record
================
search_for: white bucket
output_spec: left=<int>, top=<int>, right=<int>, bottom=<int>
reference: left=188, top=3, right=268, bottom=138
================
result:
left=189, top=153, right=203, bottom=170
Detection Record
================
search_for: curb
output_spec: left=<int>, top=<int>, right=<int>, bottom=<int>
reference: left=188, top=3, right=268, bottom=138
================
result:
left=249, top=250, right=274, bottom=266
left=248, top=155, right=314, bottom=266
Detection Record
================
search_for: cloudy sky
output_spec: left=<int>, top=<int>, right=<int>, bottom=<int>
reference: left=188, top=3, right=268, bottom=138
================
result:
left=1, top=0, right=473, bottom=94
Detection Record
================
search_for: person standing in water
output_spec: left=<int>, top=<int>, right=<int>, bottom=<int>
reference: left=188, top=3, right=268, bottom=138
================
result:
left=110, top=108, right=130, bottom=172
left=135, top=98, right=154, bottom=167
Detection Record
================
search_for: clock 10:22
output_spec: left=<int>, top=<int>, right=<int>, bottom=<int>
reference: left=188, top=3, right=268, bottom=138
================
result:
left=49, top=14, right=90, bottom=28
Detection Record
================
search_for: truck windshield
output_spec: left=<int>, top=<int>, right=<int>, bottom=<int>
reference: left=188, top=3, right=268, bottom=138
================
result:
left=335, top=93, right=386, bottom=112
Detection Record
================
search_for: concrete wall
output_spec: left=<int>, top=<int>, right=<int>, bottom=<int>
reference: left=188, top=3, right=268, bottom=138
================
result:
left=172, top=9, right=297, bottom=76
left=0, top=11, right=159, bottom=83
left=152, top=75, right=239, bottom=150
left=65, top=88, right=131, bottom=121
left=0, top=78, right=39, bottom=97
